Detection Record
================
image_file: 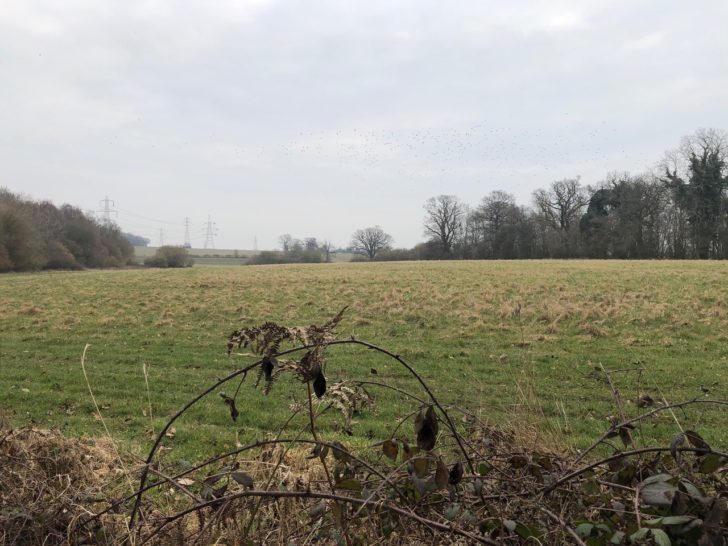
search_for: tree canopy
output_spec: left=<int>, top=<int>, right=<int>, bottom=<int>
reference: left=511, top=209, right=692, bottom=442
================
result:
left=350, top=226, right=393, bottom=260
left=0, top=189, right=133, bottom=272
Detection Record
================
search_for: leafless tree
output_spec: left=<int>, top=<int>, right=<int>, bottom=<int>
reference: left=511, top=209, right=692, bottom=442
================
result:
left=278, top=234, right=293, bottom=253
left=680, top=128, right=728, bottom=165
left=423, top=195, right=466, bottom=255
left=533, top=178, right=588, bottom=232
left=321, top=240, right=333, bottom=262
left=471, top=191, right=516, bottom=238
left=467, top=191, right=533, bottom=259
left=350, top=226, right=392, bottom=260
left=304, top=237, right=319, bottom=251
left=532, top=178, right=588, bottom=257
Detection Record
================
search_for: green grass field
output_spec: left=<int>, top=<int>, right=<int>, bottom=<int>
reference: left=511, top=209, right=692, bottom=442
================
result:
left=1, top=261, right=727, bottom=463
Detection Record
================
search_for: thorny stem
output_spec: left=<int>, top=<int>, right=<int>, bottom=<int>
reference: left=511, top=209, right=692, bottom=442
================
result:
left=145, top=466, right=202, bottom=504
left=82, top=436, right=409, bottom=533
left=243, top=411, right=309, bottom=537
left=340, top=339, right=477, bottom=475
left=306, top=378, right=352, bottom=546
left=355, top=380, right=487, bottom=457
left=139, top=489, right=499, bottom=546
left=544, top=446, right=728, bottom=496
left=131, top=334, right=725, bottom=539
left=599, top=363, right=626, bottom=422
left=128, top=355, right=260, bottom=529
left=573, top=398, right=728, bottom=465
left=130, top=336, right=480, bottom=527
left=128, top=341, right=330, bottom=528
left=305, top=381, right=336, bottom=494
left=541, top=507, right=588, bottom=546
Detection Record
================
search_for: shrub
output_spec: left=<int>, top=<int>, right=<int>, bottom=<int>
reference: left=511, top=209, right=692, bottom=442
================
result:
left=247, top=250, right=288, bottom=265
left=99, top=224, right=133, bottom=267
left=144, top=246, right=194, bottom=268
left=374, top=247, right=417, bottom=261
left=44, top=240, right=81, bottom=270
left=247, top=249, right=324, bottom=265
left=0, top=188, right=134, bottom=271
left=0, top=200, right=45, bottom=271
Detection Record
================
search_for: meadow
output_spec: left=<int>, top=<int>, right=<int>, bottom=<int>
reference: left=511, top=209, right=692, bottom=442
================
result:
left=1, top=261, right=727, bottom=463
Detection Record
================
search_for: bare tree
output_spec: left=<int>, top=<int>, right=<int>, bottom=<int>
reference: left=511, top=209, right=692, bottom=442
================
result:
left=350, top=226, right=392, bottom=260
left=468, top=191, right=534, bottom=259
left=278, top=234, right=293, bottom=253
left=533, top=178, right=587, bottom=257
left=321, top=240, right=333, bottom=262
left=304, top=237, right=319, bottom=251
left=423, top=195, right=465, bottom=256
left=679, top=128, right=728, bottom=167
left=533, top=178, right=588, bottom=232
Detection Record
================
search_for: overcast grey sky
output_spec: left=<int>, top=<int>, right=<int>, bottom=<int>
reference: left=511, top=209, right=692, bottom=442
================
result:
left=2, top=1, right=727, bottom=249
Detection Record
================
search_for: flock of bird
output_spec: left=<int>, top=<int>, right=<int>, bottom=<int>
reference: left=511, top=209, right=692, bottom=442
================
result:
left=115, top=120, right=636, bottom=246
left=233, top=120, right=629, bottom=184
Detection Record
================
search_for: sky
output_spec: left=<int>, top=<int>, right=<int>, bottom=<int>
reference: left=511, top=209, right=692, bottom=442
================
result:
left=2, top=1, right=727, bottom=250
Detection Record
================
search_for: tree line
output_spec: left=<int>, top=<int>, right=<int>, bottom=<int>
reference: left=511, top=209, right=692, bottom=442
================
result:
left=3, top=128, right=726, bottom=271
left=352, top=128, right=728, bottom=260
left=0, top=189, right=133, bottom=272
left=249, top=235, right=334, bottom=264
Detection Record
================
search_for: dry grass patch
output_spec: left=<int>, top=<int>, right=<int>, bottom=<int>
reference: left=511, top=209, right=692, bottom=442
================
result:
left=0, top=426, right=127, bottom=545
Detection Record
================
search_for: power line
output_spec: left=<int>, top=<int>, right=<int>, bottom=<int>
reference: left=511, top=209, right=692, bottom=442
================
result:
left=202, top=215, right=218, bottom=249
left=158, top=228, right=165, bottom=247
left=117, top=218, right=183, bottom=238
left=116, top=215, right=179, bottom=231
left=116, top=207, right=184, bottom=226
left=183, top=217, right=192, bottom=248
left=97, top=196, right=117, bottom=225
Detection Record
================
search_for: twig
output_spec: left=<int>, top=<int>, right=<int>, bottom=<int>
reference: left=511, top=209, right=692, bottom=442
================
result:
left=131, top=335, right=485, bottom=527
left=140, top=489, right=499, bottom=546
left=541, top=507, right=588, bottom=546
left=656, top=385, right=684, bottom=433
left=142, top=363, right=154, bottom=436
left=573, top=398, right=728, bottom=464
left=146, top=466, right=202, bottom=504
left=633, top=483, right=642, bottom=530
left=343, top=339, right=477, bottom=475
left=79, top=344, right=136, bottom=515
left=599, top=363, right=625, bottom=422
left=129, top=340, right=321, bottom=527
left=546, top=446, right=728, bottom=495
left=84, top=435, right=411, bottom=532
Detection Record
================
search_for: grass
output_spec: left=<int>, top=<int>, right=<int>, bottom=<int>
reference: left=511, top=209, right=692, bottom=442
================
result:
left=1, top=261, right=727, bottom=464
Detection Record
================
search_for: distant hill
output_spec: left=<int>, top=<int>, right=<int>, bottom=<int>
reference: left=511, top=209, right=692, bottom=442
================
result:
left=123, top=232, right=151, bottom=246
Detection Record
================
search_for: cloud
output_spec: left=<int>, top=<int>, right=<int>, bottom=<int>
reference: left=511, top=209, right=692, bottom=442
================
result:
left=1, top=0, right=727, bottom=248
left=623, top=31, right=665, bottom=51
